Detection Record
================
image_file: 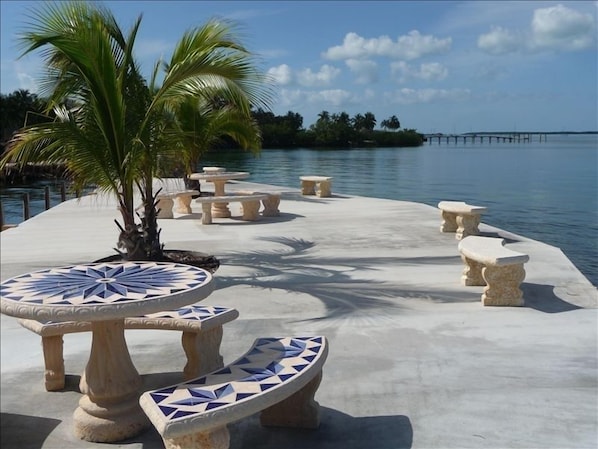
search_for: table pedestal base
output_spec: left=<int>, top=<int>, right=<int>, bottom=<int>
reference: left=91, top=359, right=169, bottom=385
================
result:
left=74, top=394, right=149, bottom=442
left=211, top=180, right=231, bottom=218
left=211, top=202, right=231, bottom=218
left=74, top=319, right=149, bottom=442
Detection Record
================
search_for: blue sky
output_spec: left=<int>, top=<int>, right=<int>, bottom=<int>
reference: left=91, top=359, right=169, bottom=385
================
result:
left=1, top=1, right=597, bottom=133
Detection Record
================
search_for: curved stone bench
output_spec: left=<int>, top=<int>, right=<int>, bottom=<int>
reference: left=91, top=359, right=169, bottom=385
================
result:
left=157, top=190, right=199, bottom=218
left=458, top=236, right=529, bottom=306
left=140, top=335, right=328, bottom=449
left=18, top=305, right=239, bottom=391
left=438, top=200, right=487, bottom=240
left=300, top=176, right=333, bottom=197
left=195, top=193, right=269, bottom=224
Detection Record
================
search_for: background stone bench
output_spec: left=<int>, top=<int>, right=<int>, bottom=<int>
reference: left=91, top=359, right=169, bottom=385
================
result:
left=438, top=200, right=487, bottom=240
left=156, top=190, right=199, bottom=218
left=232, top=190, right=281, bottom=217
left=458, top=236, right=529, bottom=306
left=195, top=193, right=269, bottom=224
left=300, top=176, right=333, bottom=197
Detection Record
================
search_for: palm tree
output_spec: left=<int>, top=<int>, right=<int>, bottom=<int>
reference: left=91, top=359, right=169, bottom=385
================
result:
left=381, top=115, right=401, bottom=131
left=0, top=1, right=272, bottom=261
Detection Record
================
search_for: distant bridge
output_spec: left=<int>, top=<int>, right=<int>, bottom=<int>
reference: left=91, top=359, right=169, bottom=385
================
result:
left=423, top=132, right=548, bottom=144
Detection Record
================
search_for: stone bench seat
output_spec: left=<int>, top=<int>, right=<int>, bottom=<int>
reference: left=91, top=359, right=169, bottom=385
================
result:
left=300, top=176, right=333, bottom=197
left=157, top=190, right=199, bottom=218
left=18, top=305, right=239, bottom=391
left=194, top=193, right=270, bottom=224
left=438, top=200, right=487, bottom=239
left=140, top=335, right=328, bottom=449
left=458, top=236, right=530, bottom=306
left=231, top=190, right=282, bottom=217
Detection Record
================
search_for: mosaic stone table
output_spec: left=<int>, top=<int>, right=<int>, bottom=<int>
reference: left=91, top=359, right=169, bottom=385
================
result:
left=0, top=261, right=214, bottom=443
left=189, top=171, right=250, bottom=218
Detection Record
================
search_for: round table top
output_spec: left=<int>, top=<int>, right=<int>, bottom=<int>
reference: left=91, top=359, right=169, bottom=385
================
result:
left=0, top=261, right=214, bottom=322
left=189, top=171, right=249, bottom=181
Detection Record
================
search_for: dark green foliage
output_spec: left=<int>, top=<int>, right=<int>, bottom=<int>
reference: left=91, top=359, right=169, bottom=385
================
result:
left=251, top=109, right=422, bottom=148
left=0, top=90, right=51, bottom=150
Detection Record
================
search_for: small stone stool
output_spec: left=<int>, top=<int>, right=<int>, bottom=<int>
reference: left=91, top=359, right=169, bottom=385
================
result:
left=300, top=176, right=333, bottom=197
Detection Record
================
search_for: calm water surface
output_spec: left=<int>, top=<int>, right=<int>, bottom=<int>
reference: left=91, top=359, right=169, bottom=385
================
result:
left=1, top=134, right=596, bottom=286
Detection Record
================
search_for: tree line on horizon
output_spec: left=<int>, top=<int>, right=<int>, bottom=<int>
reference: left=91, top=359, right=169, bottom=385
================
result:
left=251, top=108, right=423, bottom=148
left=1, top=89, right=424, bottom=152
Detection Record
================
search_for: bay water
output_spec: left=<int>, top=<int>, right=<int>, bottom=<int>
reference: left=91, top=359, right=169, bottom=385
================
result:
left=1, top=134, right=596, bottom=287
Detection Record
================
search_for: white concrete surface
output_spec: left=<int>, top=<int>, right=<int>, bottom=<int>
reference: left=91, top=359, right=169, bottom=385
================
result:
left=1, top=179, right=596, bottom=449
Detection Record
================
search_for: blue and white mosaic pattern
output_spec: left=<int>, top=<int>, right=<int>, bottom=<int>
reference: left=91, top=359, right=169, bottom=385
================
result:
left=146, top=336, right=325, bottom=421
left=143, top=305, right=231, bottom=321
left=0, top=262, right=210, bottom=306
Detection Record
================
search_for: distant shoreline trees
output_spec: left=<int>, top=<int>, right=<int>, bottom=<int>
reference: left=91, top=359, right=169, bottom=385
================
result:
left=251, top=108, right=423, bottom=148
left=1, top=89, right=424, bottom=153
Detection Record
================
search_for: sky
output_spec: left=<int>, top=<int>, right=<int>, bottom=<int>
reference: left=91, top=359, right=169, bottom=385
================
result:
left=1, top=1, right=597, bottom=134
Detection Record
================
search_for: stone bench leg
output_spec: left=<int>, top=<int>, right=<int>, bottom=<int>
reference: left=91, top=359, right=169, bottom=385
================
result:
left=317, top=181, right=331, bottom=198
left=157, top=198, right=174, bottom=219
left=260, top=370, right=323, bottom=429
left=456, top=214, right=481, bottom=240
left=201, top=203, right=213, bottom=225
left=460, top=255, right=486, bottom=286
left=301, top=180, right=316, bottom=195
left=163, top=425, right=229, bottom=449
left=481, top=264, right=526, bottom=306
left=262, top=194, right=280, bottom=217
left=174, top=195, right=193, bottom=214
left=440, top=211, right=458, bottom=233
left=42, top=335, right=66, bottom=391
left=181, top=327, right=224, bottom=380
left=241, top=200, right=261, bottom=221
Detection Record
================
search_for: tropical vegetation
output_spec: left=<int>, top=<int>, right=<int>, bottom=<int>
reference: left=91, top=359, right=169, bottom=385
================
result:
left=2, top=90, right=423, bottom=154
left=0, top=1, right=272, bottom=261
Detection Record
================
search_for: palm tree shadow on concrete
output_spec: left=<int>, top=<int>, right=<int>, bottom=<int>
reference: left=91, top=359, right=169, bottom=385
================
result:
left=216, top=236, right=481, bottom=322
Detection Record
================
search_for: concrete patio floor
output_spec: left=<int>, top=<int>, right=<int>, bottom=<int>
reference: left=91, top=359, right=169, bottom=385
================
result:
left=1, top=179, right=596, bottom=449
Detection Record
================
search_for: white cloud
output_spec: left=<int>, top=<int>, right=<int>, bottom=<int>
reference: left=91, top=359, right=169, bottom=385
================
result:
left=390, top=88, right=471, bottom=105
left=277, top=88, right=304, bottom=106
left=16, top=71, right=38, bottom=93
left=322, top=31, right=452, bottom=61
left=473, top=64, right=509, bottom=82
left=477, top=3, right=596, bottom=54
left=477, top=26, right=523, bottom=55
left=390, top=61, right=448, bottom=83
left=268, top=64, right=293, bottom=86
left=296, top=64, right=340, bottom=87
left=307, top=89, right=354, bottom=107
left=3, top=60, right=42, bottom=94
left=530, top=4, right=596, bottom=51
left=345, top=59, right=378, bottom=84
left=276, top=87, right=356, bottom=109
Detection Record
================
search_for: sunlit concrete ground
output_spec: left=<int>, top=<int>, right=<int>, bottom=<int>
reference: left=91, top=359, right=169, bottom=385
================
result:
left=1, top=179, right=596, bottom=449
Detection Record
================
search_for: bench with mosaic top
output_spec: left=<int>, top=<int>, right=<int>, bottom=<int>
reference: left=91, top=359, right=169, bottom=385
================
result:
left=140, top=335, right=329, bottom=449
left=19, top=305, right=239, bottom=391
